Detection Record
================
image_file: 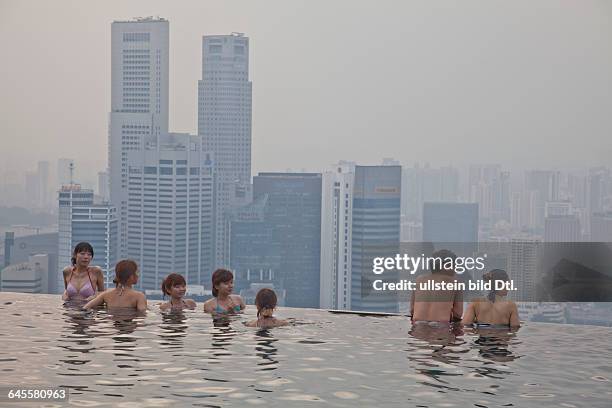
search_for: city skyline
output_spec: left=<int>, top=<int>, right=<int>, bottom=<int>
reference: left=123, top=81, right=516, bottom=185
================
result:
left=2, top=0, right=612, bottom=183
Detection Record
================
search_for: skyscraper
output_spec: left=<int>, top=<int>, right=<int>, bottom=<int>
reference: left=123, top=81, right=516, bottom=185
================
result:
left=230, top=173, right=322, bottom=308
left=109, top=17, right=170, bottom=259
left=320, top=163, right=354, bottom=310
left=198, top=33, right=252, bottom=268
left=109, top=18, right=214, bottom=290
left=351, top=165, right=401, bottom=313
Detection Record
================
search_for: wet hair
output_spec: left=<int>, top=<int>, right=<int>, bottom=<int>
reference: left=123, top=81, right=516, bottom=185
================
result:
left=113, top=259, right=138, bottom=287
left=211, top=269, right=233, bottom=297
left=71, top=242, right=94, bottom=265
left=255, top=288, right=277, bottom=318
left=431, top=249, right=456, bottom=274
left=483, top=269, right=510, bottom=302
left=162, top=273, right=186, bottom=296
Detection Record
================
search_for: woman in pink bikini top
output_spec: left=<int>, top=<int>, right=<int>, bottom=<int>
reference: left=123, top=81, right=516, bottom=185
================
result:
left=62, top=242, right=105, bottom=301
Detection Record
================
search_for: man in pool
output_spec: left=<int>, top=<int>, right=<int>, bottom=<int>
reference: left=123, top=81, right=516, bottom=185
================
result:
left=410, top=249, right=463, bottom=325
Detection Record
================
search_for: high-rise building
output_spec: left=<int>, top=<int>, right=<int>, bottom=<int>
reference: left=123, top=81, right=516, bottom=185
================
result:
left=37, top=161, right=50, bottom=208
left=525, top=170, right=560, bottom=230
left=351, top=165, right=401, bottom=313
left=109, top=17, right=170, bottom=259
left=1, top=254, right=50, bottom=294
left=108, top=18, right=215, bottom=290
left=198, top=33, right=252, bottom=268
left=230, top=173, right=321, bottom=308
left=423, top=202, right=479, bottom=255
left=320, top=164, right=354, bottom=310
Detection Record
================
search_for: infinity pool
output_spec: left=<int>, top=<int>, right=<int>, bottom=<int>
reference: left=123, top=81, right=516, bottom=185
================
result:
left=0, top=293, right=610, bottom=407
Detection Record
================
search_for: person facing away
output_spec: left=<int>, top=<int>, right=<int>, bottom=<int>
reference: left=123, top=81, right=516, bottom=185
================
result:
left=462, top=269, right=520, bottom=327
left=246, top=288, right=288, bottom=328
left=203, top=269, right=245, bottom=314
left=84, top=259, right=147, bottom=312
left=159, top=273, right=196, bottom=311
left=410, top=249, right=463, bottom=324
left=62, top=242, right=105, bottom=301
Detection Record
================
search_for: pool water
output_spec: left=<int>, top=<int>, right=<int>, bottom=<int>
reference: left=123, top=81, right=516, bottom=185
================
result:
left=0, top=293, right=610, bottom=407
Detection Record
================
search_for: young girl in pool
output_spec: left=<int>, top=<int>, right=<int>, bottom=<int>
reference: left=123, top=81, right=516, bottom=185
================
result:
left=203, top=269, right=245, bottom=314
left=246, top=288, right=288, bottom=328
left=462, top=269, right=520, bottom=327
left=159, top=273, right=196, bottom=311
left=84, top=259, right=147, bottom=312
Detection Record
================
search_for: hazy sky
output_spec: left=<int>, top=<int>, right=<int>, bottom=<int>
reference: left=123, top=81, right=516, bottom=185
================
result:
left=1, top=0, right=611, bottom=185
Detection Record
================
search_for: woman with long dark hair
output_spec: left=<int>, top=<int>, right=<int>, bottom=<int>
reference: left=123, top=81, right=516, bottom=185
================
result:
left=62, top=242, right=105, bottom=301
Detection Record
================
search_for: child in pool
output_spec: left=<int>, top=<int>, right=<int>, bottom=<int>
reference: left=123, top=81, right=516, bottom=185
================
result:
left=160, top=273, right=196, bottom=311
left=84, top=259, right=147, bottom=312
left=246, top=288, right=288, bottom=328
left=203, top=269, right=245, bottom=314
left=462, top=269, right=520, bottom=327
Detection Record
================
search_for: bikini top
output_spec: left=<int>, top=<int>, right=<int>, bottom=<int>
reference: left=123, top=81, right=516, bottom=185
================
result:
left=214, top=299, right=241, bottom=314
left=65, top=268, right=96, bottom=299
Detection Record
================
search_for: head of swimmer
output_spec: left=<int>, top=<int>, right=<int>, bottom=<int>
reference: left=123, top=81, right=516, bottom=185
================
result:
left=484, top=269, right=510, bottom=299
left=212, top=268, right=234, bottom=297
left=113, top=259, right=139, bottom=287
left=71, top=242, right=94, bottom=268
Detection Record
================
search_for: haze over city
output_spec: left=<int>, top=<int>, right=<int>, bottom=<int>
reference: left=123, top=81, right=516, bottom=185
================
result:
left=1, top=0, right=611, bottom=188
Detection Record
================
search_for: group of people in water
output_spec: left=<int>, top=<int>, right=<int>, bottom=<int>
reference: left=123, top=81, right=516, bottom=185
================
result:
left=63, top=242, right=519, bottom=328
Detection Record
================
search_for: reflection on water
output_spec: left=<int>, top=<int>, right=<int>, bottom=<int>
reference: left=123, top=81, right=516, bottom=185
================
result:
left=0, top=293, right=611, bottom=407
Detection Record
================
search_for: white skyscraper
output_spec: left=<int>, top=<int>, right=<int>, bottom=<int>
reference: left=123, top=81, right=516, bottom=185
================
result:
left=198, top=33, right=252, bottom=268
left=109, top=18, right=215, bottom=290
left=320, top=164, right=354, bottom=310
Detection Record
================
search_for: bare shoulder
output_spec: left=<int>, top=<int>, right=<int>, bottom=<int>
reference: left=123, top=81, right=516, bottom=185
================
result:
left=185, top=299, right=197, bottom=308
left=230, top=294, right=243, bottom=302
left=245, top=320, right=257, bottom=327
left=160, top=302, right=170, bottom=311
left=62, top=266, right=72, bottom=276
left=90, top=266, right=104, bottom=275
left=203, top=298, right=215, bottom=311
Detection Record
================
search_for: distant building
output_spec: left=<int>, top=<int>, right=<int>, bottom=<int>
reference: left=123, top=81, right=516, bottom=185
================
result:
left=198, top=33, right=253, bottom=269
left=320, top=164, right=353, bottom=310
left=591, top=212, right=612, bottom=242
left=230, top=173, right=322, bottom=308
left=1, top=254, right=50, bottom=294
left=351, top=165, right=401, bottom=313
left=544, top=215, right=581, bottom=243
left=509, top=238, right=541, bottom=302
left=2, top=231, right=57, bottom=293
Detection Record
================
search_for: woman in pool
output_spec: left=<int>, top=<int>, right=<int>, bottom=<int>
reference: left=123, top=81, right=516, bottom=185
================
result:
left=62, top=242, right=105, bottom=301
left=246, top=288, right=288, bottom=328
left=462, top=269, right=520, bottom=327
left=203, top=269, right=245, bottom=314
left=84, top=259, right=147, bottom=312
left=160, top=273, right=196, bottom=311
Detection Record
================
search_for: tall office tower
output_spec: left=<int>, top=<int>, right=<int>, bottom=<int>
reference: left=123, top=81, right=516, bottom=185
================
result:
left=525, top=170, right=560, bottom=230
left=57, top=184, right=94, bottom=292
left=57, top=158, right=75, bottom=186
left=591, top=212, right=612, bottom=242
left=423, top=202, right=479, bottom=256
left=230, top=173, right=321, bottom=308
left=509, top=238, right=540, bottom=301
left=198, top=33, right=252, bottom=269
left=351, top=166, right=401, bottom=313
left=37, top=161, right=50, bottom=208
left=109, top=17, right=170, bottom=259
left=98, top=170, right=110, bottom=203
left=320, top=164, right=354, bottom=310
left=567, top=173, right=587, bottom=209
left=544, top=215, right=581, bottom=242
